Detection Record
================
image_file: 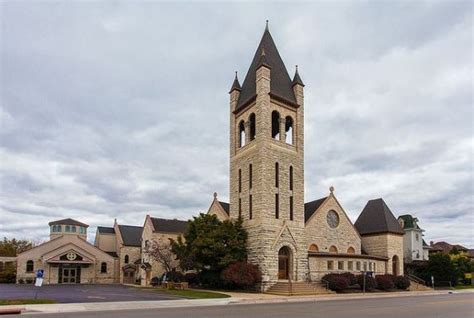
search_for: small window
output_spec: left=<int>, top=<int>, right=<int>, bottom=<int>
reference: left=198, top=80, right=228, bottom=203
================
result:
left=348, top=261, right=353, bottom=271
left=249, top=195, right=252, bottom=220
left=65, top=225, right=71, bottom=232
left=275, top=194, right=279, bottom=219
left=249, top=113, right=256, bottom=141
left=101, top=262, right=107, bottom=273
left=347, top=247, right=355, bottom=254
left=373, top=263, right=376, bottom=272
left=80, top=227, right=86, bottom=234
left=124, top=255, right=129, bottom=264
left=289, top=196, right=293, bottom=221
left=363, top=262, right=367, bottom=271
left=289, top=166, right=293, bottom=191
left=238, top=198, right=242, bottom=218
left=369, top=262, right=372, bottom=271
left=275, top=162, right=279, bottom=188
left=26, top=260, right=34, bottom=273
left=356, top=261, right=361, bottom=270
left=329, top=245, right=338, bottom=253
left=309, top=244, right=319, bottom=252
left=416, top=233, right=419, bottom=241
left=271, top=111, right=280, bottom=140
left=338, top=261, right=344, bottom=270
left=71, top=226, right=76, bottom=232
left=249, top=164, right=252, bottom=189
left=239, top=120, right=246, bottom=147
left=327, top=260, right=334, bottom=270
left=238, top=169, right=242, bottom=193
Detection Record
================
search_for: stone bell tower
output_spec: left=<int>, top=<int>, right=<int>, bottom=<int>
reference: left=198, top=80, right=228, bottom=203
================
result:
left=228, top=22, right=307, bottom=290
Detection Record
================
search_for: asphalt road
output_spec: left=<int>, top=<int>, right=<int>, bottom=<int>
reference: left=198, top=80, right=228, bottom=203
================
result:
left=17, top=293, right=474, bottom=318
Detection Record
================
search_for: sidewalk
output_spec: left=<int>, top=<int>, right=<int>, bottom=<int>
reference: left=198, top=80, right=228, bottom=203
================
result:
left=1, top=289, right=471, bottom=315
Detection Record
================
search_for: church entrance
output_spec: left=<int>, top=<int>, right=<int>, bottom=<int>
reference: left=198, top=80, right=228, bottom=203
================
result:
left=278, top=246, right=291, bottom=280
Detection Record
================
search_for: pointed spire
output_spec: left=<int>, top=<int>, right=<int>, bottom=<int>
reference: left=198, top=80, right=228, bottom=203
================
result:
left=265, top=20, right=269, bottom=31
left=292, top=65, right=305, bottom=87
left=257, top=47, right=271, bottom=69
left=229, top=71, right=241, bottom=93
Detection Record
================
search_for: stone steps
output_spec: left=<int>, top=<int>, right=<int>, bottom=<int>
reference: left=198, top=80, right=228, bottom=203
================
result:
left=266, top=281, right=333, bottom=295
left=408, top=280, right=433, bottom=291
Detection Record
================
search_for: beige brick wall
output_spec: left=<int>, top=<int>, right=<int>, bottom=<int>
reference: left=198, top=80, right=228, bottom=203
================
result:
left=361, top=233, right=404, bottom=275
left=305, top=195, right=361, bottom=255
left=308, top=256, right=387, bottom=281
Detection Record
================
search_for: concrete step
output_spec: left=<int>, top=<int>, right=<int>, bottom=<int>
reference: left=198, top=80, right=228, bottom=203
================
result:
left=266, top=281, right=333, bottom=296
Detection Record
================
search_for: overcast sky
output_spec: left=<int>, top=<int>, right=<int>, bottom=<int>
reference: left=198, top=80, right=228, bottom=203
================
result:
left=1, top=1, right=472, bottom=247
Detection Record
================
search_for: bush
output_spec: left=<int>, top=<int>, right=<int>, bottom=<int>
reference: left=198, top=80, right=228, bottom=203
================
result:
left=376, top=275, right=395, bottom=290
left=198, top=270, right=221, bottom=288
left=25, top=278, right=34, bottom=284
left=150, top=276, right=160, bottom=286
left=321, top=274, right=350, bottom=292
left=340, top=272, right=357, bottom=286
left=18, top=279, right=24, bottom=284
left=221, top=261, right=262, bottom=290
left=167, top=271, right=184, bottom=283
left=393, top=276, right=410, bottom=290
left=184, top=272, right=199, bottom=286
left=356, top=274, right=377, bottom=291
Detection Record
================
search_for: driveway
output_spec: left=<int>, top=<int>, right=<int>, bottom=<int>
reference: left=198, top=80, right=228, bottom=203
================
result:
left=0, top=284, right=183, bottom=303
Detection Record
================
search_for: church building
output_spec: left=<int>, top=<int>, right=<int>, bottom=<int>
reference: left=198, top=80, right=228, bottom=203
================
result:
left=208, top=23, right=404, bottom=291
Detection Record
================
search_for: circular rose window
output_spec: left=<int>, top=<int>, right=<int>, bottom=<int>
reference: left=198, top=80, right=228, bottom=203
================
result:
left=66, top=252, right=77, bottom=261
left=326, top=210, right=340, bottom=228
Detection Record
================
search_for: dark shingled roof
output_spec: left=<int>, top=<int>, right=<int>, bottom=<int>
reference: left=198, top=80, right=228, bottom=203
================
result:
left=304, top=197, right=328, bottom=222
left=106, top=251, right=118, bottom=258
left=151, top=218, right=188, bottom=234
left=355, top=199, right=404, bottom=235
left=218, top=201, right=230, bottom=215
left=48, top=218, right=89, bottom=227
left=292, top=66, right=305, bottom=87
left=118, top=225, right=142, bottom=247
left=229, top=72, right=241, bottom=93
left=97, top=226, right=115, bottom=234
left=398, top=214, right=421, bottom=230
left=236, top=26, right=297, bottom=111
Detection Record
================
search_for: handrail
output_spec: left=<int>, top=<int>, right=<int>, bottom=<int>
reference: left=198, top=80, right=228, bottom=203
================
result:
left=406, top=274, right=426, bottom=286
left=321, top=278, right=330, bottom=290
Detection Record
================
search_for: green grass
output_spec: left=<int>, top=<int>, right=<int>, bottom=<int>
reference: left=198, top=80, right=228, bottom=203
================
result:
left=0, top=299, right=56, bottom=306
left=454, top=285, right=474, bottom=290
left=146, top=288, right=231, bottom=299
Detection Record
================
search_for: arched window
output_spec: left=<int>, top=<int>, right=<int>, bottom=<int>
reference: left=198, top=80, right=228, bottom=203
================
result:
left=239, top=120, right=245, bottom=147
left=124, top=255, right=129, bottom=264
left=249, top=113, right=256, bottom=141
left=101, top=262, right=107, bottom=273
left=275, top=162, right=279, bottom=188
left=289, top=166, right=293, bottom=191
left=275, top=193, right=279, bottom=219
left=26, top=260, right=34, bottom=273
left=289, top=196, right=293, bottom=221
left=329, top=246, right=338, bottom=253
left=392, top=255, right=399, bottom=276
left=238, top=198, right=242, bottom=218
left=271, top=111, right=280, bottom=140
left=347, top=247, right=355, bottom=254
left=285, top=116, right=293, bottom=144
left=249, top=194, right=253, bottom=220
left=309, top=244, right=319, bottom=252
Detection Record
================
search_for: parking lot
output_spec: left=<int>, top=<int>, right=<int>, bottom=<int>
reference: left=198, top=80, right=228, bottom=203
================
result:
left=0, top=284, right=183, bottom=303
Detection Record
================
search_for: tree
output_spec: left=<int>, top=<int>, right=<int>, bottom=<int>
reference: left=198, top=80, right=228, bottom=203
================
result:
left=172, top=213, right=247, bottom=287
left=0, top=237, right=34, bottom=256
left=426, top=253, right=456, bottom=286
left=144, top=239, right=177, bottom=274
left=450, top=252, right=472, bottom=284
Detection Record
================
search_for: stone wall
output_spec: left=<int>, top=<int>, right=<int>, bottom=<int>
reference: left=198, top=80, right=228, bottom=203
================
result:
left=361, top=233, right=404, bottom=275
left=308, top=256, right=387, bottom=281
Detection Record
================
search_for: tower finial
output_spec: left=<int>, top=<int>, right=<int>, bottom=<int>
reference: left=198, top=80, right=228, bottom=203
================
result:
left=213, top=192, right=218, bottom=199
left=265, top=20, right=269, bottom=31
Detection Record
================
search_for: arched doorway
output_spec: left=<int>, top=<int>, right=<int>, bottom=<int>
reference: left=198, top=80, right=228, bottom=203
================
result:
left=278, top=246, right=292, bottom=280
left=392, top=255, right=399, bottom=276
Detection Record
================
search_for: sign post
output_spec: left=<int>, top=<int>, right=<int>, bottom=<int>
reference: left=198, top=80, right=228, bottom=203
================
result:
left=34, top=269, right=44, bottom=299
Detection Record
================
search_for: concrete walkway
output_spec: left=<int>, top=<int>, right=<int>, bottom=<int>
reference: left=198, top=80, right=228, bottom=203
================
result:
left=2, top=289, right=472, bottom=315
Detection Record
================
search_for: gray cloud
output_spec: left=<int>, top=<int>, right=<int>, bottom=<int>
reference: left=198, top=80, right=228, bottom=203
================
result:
left=1, top=1, right=472, bottom=246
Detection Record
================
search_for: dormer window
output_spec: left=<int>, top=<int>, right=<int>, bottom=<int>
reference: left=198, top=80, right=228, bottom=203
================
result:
left=80, top=227, right=87, bottom=234
left=65, top=225, right=71, bottom=232
left=52, top=225, right=62, bottom=232
left=71, top=226, right=76, bottom=232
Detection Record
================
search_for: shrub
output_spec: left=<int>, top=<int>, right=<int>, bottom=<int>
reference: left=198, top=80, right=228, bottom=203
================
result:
left=393, top=276, right=410, bottom=290
left=150, top=276, right=160, bottom=286
left=25, top=278, right=34, bottom=284
left=18, top=279, right=24, bottom=284
left=198, top=270, right=221, bottom=288
left=356, top=274, right=377, bottom=291
left=321, top=274, right=350, bottom=292
left=167, top=271, right=184, bottom=283
left=340, top=272, right=357, bottom=286
left=221, top=261, right=262, bottom=290
left=376, top=275, right=395, bottom=291
left=184, top=272, right=199, bottom=286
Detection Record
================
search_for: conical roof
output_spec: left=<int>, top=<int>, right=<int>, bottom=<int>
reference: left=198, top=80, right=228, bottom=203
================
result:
left=236, top=26, right=297, bottom=110
left=229, top=72, right=241, bottom=93
left=354, top=198, right=404, bottom=235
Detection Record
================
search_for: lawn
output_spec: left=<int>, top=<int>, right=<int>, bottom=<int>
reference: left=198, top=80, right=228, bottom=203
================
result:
left=454, top=285, right=474, bottom=290
left=0, top=299, right=56, bottom=306
left=144, top=288, right=230, bottom=299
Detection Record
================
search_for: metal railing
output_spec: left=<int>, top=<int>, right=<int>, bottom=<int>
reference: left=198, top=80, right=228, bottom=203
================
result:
left=320, top=278, right=330, bottom=291
left=407, top=273, right=427, bottom=286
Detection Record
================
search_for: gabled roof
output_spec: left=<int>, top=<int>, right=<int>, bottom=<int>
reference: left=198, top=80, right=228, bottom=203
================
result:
left=218, top=201, right=230, bottom=215
left=304, top=197, right=328, bottom=222
left=151, top=217, right=188, bottom=234
left=97, top=226, right=115, bottom=234
left=236, top=26, right=297, bottom=111
left=117, top=225, right=142, bottom=247
left=355, top=198, right=404, bottom=235
left=48, top=218, right=89, bottom=227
